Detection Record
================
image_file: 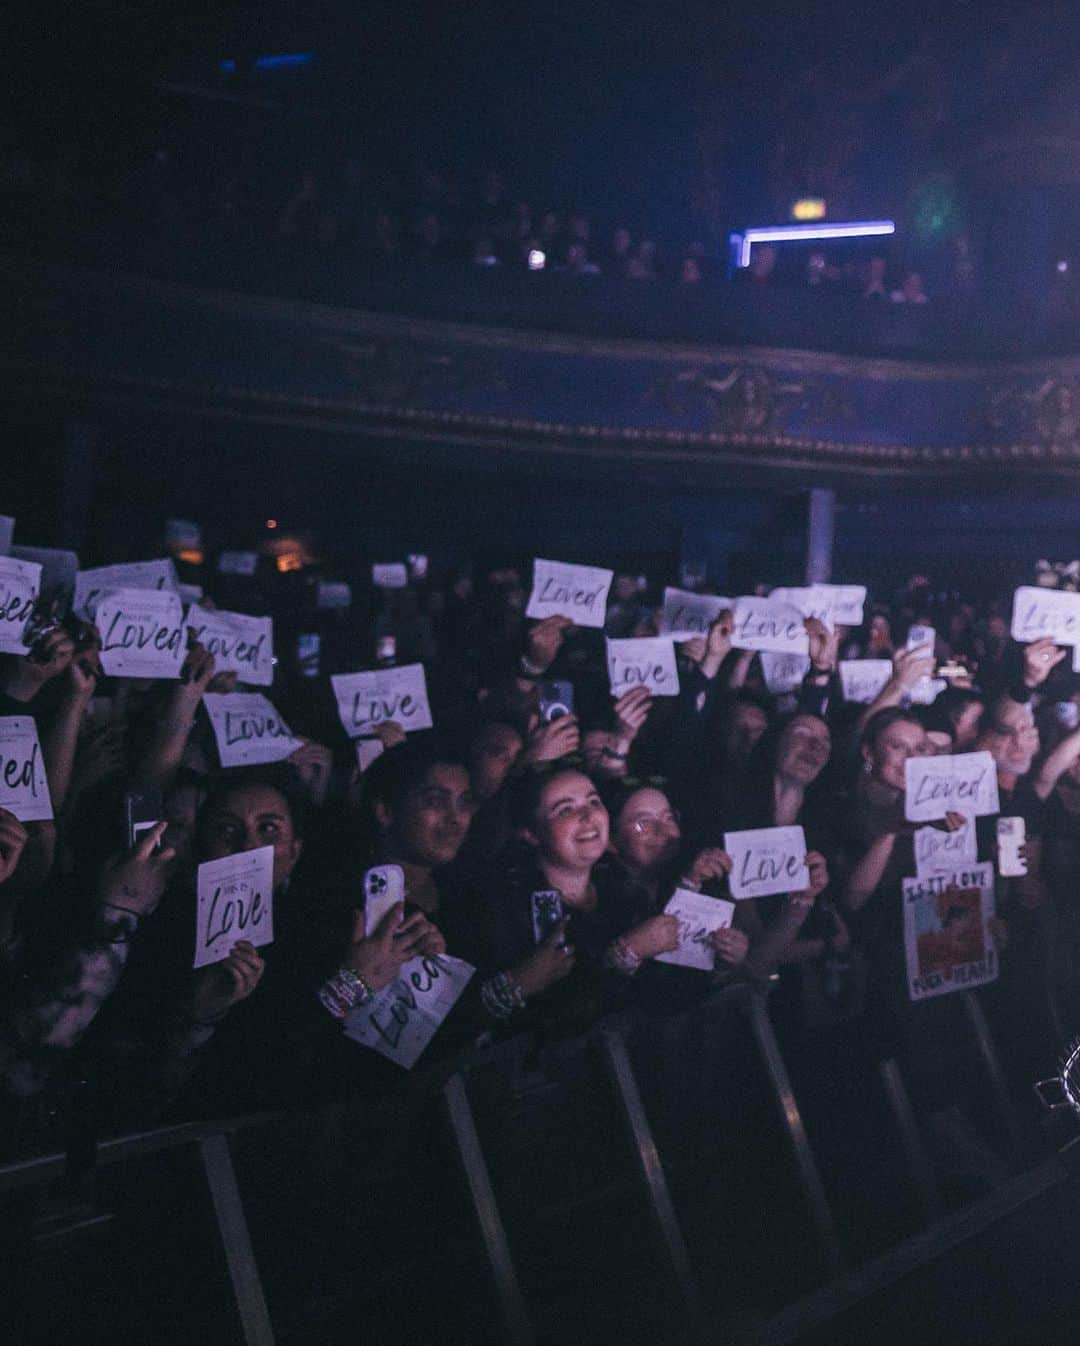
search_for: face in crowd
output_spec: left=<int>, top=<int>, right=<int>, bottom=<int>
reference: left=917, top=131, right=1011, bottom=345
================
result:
left=375, top=763, right=476, bottom=869
left=469, top=722, right=524, bottom=801
left=612, top=786, right=681, bottom=876
left=198, top=783, right=303, bottom=893
left=980, top=700, right=1039, bottom=778
left=523, top=769, right=609, bottom=872
left=775, top=715, right=832, bottom=787
left=863, top=715, right=929, bottom=792
left=723, top=701, right=769, bottom=763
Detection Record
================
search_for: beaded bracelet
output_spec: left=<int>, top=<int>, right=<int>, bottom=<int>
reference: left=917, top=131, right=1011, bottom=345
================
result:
left=318, top=966, right=376, bottom=1021
left=605, top=936, right=642, bottom=976
left=480, top=971, right=526, bottom=1021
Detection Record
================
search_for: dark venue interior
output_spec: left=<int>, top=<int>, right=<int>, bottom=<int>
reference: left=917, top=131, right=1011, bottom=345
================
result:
left=9, top=3, right=1080, bottom=1343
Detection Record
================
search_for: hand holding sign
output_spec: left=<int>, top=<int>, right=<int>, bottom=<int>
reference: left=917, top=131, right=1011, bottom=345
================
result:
left=203, top=692, right=302, bottom=769
left=526, top=615, right=574, bottom=672
left=731, top=598, right=810, bottom=655
left=655, top=889, right=736, bottom=970
left=185, top=605, right=274, bottom=687
left=0, top=808, right=28, bottom=886
left=1010, top=586, right=1080, bottom=647
left=526, top=559, right=613, bottom=630
left=659, top=588, right=733, bottom=639
left=1021, top=636, right=1068, bottom=689
left=839, top=659, right=893, bottom=704
left=191, top=941, right=266, bottom=1022
left=97, top=588, right=186, bottom=679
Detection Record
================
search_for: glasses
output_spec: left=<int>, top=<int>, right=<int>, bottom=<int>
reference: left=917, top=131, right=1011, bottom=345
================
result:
left=628, top=811, right=681, bottom=837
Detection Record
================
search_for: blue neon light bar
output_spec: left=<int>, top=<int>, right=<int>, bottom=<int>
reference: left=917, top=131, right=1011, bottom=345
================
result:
left=730, top=220, right=895, bottom=269
left=219, top=52, right=315, bottom=74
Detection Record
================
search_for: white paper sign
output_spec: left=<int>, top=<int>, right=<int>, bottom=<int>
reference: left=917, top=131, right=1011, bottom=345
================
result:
left=904, top=751, right=1000, bottom=823
left=907, top=676, right=947, bottom=706
left=525, top=558, right=614, bottom=629
left=760, top=650, right=811, bottom=695
left=724, top=825, right=810, bottom=900
left=914, top=816, right=979, bottom=878
left=655, top=888, right=735, bottom=970
left=839, top=659, right=893, bottom=704
left=902, top=862, right=997, bottom=1001
left=194, top=846, right=274, bottom=969
left=658, top=588, right=732, bottom=638
left=0, top=516, right=13, bottom=555
left=11, top=547, right=79, bottom=616
left=731, top=597, right=809, bottom=655
left=97, top=588, right=186, bottom=679
left=1011, top=586, right=1080, bottom=645
left=344, top=953, right=475, bottom=1069
left=356, top=737, right=386, bottom=773
left=0, top=557, right=41, bottom=654
left=771, top=584, right=866, bottom=630
left=332, top=663, right=434, bottom=738
left=316, top=581, right=352, bottom=610
left=74, top=559, right=178, bottom=621
left=217, top=551, right=258, bottom=577
left=0, top=717, right=53, bottom=822
left=203, top=692, right=301, bottom=768
left=373, top=563, right=408, bottom=589
left=186, top=605, right=274, bottom=687
left=606, top=637, right=680, bottom=697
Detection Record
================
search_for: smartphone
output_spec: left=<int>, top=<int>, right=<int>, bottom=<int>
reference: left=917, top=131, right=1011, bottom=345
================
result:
left=907, top=625, right=935, bottom=654
left=1056, top=701, right=1080, bottom=730
left=537, top=680, right=574, bottom=723
left=530, top=890, right=564, bottom=944
left=296, top=632, right=321, bottom=679
left=123, top=786, right=162, bottom=852
left=997, top=816, right=1027, bottom=878
left=363, top=864, right=406, bottom=934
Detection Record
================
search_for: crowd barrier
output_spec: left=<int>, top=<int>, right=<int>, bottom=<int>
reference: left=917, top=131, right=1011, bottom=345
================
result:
left=0, top=980, right=1035, bottom=1346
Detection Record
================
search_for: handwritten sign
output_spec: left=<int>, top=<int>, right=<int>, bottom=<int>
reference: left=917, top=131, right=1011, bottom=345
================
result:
left=332, top=663, right=434, bottom=739
left=914, top=816, right=979, bottom=878
left=373, top=563, right=408, bottom=589
left=186, top=605, right=274, bottom=687
left=839, top=659, right=893, bottom=704
left=203, top=692, right=301, bottom=768
left=771, top=584, right=866, bottom=630
left=902, top=862, right=997, bottom=1001
left=194, top=846, right=274, bottom=969
left=907, top=675, right=947, bottom=706
left=723, top=825, right=810, bottom=901
left=658, top=588, right=732, bottom=638
left=0, top=557, right=41, bottom=654
left=731, top=597, right=809, bottom=656
left=655, top=889, right=735, bottom=970
left=0, top=516, right=12, bottom=556
left=217, top=551, right=258, bottom=577
left=11, top=546, right=78, bottom=617
left=97, top=588, right=185, bottom=679
left=74, top=559, right=178, bottom=621
left=0, top=717, right=53, bottom=822
left=760, top=650, right=811, bottom=695
left=904, top=751, right=1000, bottom=823
left=316, top=581, right=352, bottom=610
left=1010, top=586, right=1080, bottom=646
left=525, top=558, right=613, bottom=630
left=606, top=637, right=680, bottom=697
left=344, top=953, right=475, bottom=1069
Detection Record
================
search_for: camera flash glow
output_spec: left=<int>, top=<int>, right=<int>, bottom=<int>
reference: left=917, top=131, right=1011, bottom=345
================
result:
left=527, top=249, right=546, bottom=271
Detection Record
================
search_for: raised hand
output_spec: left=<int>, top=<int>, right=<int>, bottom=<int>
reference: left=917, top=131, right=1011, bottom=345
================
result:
left=683, top=847, right=733, bottom=890
left=1022, top=637, right=1068, bottom=690
left=191, top=940, right=266, bottom=1022
left=710, top=925, right=749, bottom=967
left=525, top=615, right=574, bottom=672
left=624, top=912, right=681, bottom=959
left=97, top=821, right=176, bottom=917
left=522, top=713, right=581, bottom=764
left=509, top=919, right=575, bottom=999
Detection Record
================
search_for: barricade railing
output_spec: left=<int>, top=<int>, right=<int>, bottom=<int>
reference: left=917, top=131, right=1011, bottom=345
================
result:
left=0, top=978, right=1033, bottom=1346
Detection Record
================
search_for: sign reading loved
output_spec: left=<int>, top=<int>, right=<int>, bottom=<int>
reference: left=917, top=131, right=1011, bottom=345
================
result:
left=657, top=588, right=732, bottom=639
left=203, top=692, right=301, bottom=768
left=0, top=556, right=41, bottom=654
left=332, top=663, right=434, bottom=738
left=525, top=558, right=613, bottom=630
left=194, top=845, right=274, bottom=969
left=344, top=953, right=475, bottom=1069
left=0, top=716, right=53, bottom=822
left=1010, top=585, right=1080, bottom=646
left=73, top=559, right=177, bottom=622
left=655, top=889, right=735, bottom=970
left=731, top=597, right=809, bottom=655
left=606, top=637, right=680, bottom=697
left=723, top=825, right=810, bottom=900
left=186, top=605, right=274, bottom=687
left=904, top=750, right=1000, bottom=823
left=760, top=650, right=811, bottom=695
left=97, top=588, right=186, bottom=679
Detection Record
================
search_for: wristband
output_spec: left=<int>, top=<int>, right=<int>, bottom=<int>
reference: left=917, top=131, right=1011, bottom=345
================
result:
left=605, top=936, right=642, bottom=976
left=318, top=966, right=375, bottom=1021
left=481, top=971, right=526, bottom=1021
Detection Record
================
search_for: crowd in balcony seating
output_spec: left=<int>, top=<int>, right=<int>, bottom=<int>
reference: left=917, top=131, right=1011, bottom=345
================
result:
left=2, top=513, right=1076, bottom=1231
